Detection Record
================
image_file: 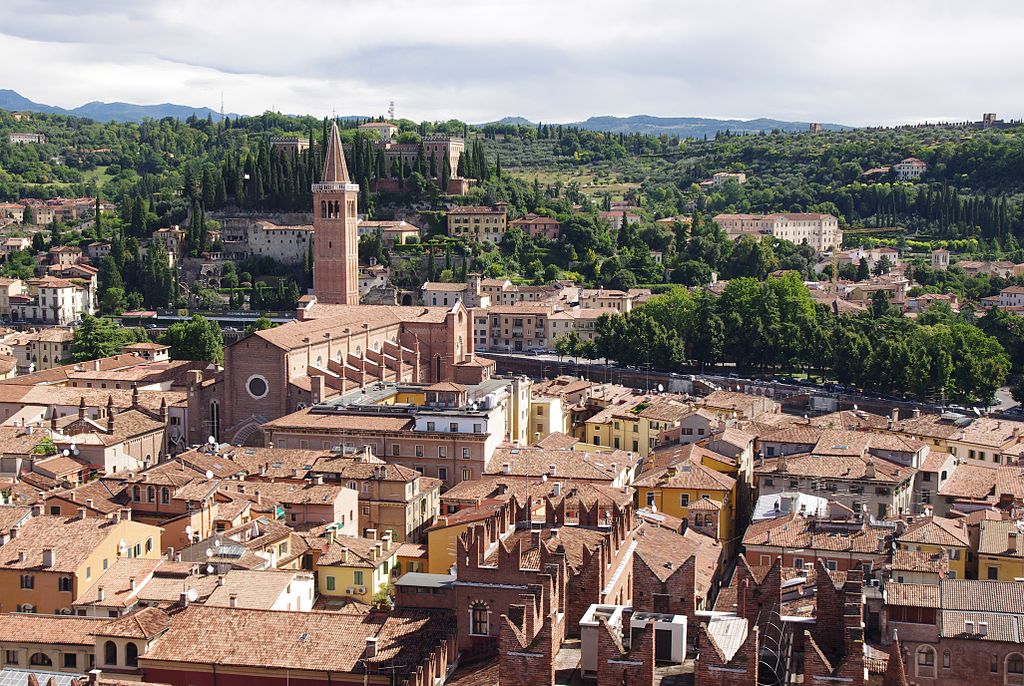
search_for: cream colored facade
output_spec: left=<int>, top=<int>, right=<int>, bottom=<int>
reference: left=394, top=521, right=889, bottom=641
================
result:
left=713, top=213, right=842, bottom=252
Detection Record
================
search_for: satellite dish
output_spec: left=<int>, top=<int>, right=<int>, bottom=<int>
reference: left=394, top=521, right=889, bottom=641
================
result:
left=70, top=442, right=76, bottom=451
left=205, top=564, right=214, bottom=574
left=205, top=548, right=214, bottom=558
left=657, top=384, right=664, bottom=393
left=214, top=537, right=222, bottom=547
left=541, top=474, right=548, bottom=482
left=853, top=404, right=858, bottom=411
left=62, top=449, right=70, bottom=457
left=205, top=470, right=214, bottom=480
left=184, top=525, right=193, bottom=538
left=186, top=587, right=199, bottom=603
left=651, top=504, right=658, bottom=514
left=208, top=436, right=216, bottom=445
left=973, top=407, right=982, bottom=417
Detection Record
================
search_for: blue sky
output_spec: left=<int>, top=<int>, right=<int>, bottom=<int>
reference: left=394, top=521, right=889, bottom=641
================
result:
left=0, top=0, right=1021, bottom=126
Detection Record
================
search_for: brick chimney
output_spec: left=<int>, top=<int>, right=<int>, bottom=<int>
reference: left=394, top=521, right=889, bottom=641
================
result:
left=97, top=586, right=105, bottom=601
left=229, top=593, right=238, bottom=608
left=364, top=636, right=378, bottom=658
left=42, top=548, right=55, bottom=567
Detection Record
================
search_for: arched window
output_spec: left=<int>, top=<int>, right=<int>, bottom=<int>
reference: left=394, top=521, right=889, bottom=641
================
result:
left=125, top=642, right=139, bottom=667
left=470, top=602, right=489, bottom=636
left=916, top=646, right=936, bottom=678
left=147, top=486, right=155, bottom=503
left=161, top=487, right=170, bottom=504
left=59, top=576, right=73, bottom=592
left=29, top=652, right=51, bottom=666
left=132, top=485, right=141, bottom=501
left=104, top=640, right=118, bottom=666
left=1007, top=653, right=1024, bottom=684
left=434, top=355, right=442, bottom=382
left=321, top=201, right=327, bottom=217
left=943, top=650, right=951, bottom=669
left=210, top=400, right=221, bottom=441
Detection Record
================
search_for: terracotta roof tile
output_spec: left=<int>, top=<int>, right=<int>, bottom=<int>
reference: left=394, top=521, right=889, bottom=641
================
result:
left=897, top=517, right=970, bottom=548
left=141, top=605, right=453, bottom=672
left=886, top=582, right=939, bottom=608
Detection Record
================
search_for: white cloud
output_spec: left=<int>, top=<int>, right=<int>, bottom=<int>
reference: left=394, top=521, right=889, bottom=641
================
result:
left=0, top=0, right=1022, bottom=125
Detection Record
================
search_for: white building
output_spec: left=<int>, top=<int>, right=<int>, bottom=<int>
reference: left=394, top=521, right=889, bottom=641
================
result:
left=712, top=172, right=747, bottom=186
left=12, top=277, right=95, bottom=325
left=8, top=132, right=46, bottom=145
left=219, top=218, right=313, bottom=265
left=998, top=286, right=1024, bottom=309
left=713, top=213, right=842, bottom=252
left=894, top=157, right=928, bottom=181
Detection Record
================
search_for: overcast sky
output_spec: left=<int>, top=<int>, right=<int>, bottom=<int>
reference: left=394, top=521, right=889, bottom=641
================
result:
left=0, top=0, right=1021, bottom=126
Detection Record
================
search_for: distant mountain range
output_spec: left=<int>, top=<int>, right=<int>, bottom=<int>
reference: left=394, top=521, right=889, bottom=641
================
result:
left=487, top=114, right=852, bottom=136
left=0, top=89, right=852, bottom=133
left=0, top=89, right=239, bottom=123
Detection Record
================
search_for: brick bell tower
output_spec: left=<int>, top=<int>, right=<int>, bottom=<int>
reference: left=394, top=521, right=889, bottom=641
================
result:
left=312, top=121, right=360, bottom=304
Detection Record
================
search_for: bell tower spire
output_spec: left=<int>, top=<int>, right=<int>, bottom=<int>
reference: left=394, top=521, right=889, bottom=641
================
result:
left=312, top=122, right=360, bottom=304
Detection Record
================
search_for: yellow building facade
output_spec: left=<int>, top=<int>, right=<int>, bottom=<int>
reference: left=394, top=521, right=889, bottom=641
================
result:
left=0, top=515, right=162, bottom=615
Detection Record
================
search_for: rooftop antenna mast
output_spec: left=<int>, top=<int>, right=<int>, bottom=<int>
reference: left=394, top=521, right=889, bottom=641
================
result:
left=388, top=101, right=395, bottom=121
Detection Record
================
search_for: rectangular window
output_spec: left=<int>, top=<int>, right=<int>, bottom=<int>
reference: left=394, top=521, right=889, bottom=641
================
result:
left=462, top=468, right=471, bottom=481
left=392, top=444, right=400, bottom=456
left=5, top=650, right=18, bottom=665
left=438, top=446, right=447, bottom=458
left=826, top=560, right=838, bottom=571
left=354, top=571, right=364, bottom=586
left=63, top=653, right=77, bottom=669
left=794, top=558, right=804, bottom=569
left=438, top=467, right=448, bottom=481
left=462, top=448, right=470, bottom=459
left=362, top=506, right=370, bottom=516
left=415, top=445, right=423, bottom=457
left=646, top=492, right=655, bottom=507
left=473, top=423, right=482, bottom=433
left=449, top=422, right=459, bottom=433
left=326, top=576, right=336, bottom=591
left=426, top=422, right=435, bottom=431
left=680, top=494, right=689, bottom=507
left=988, top=566, right=999, bottom=580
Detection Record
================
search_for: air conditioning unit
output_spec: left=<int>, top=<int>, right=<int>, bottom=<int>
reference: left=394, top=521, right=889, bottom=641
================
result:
left=357, top=586, right=367, bottom=595
left=345, top=588, right=354, bottom=595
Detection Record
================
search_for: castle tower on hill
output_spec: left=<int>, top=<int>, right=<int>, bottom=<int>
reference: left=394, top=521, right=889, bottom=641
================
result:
left=312, top=121, right=360, bottom=305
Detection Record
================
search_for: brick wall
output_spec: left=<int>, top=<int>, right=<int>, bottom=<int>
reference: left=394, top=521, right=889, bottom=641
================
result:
left=632, top=553, right=697, bottom=621
left=596, top=618, right=655, bottom=686
left=696, top=622, right=760, bottom=686
left=734, top=555, right=781, bottom=631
